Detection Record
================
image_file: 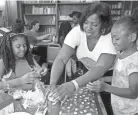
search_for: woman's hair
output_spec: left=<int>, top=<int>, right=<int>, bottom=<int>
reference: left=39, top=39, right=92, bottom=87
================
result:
left=132, top=7, right=138, bottom=23
left=11, top=19, right=24, bottom=33
left=29, top=20, right=39, bottom=30
left=79, top=2, right=112, bottom=35
left=0, top=32, right=35, bottom=74
left=75, top=12, right=82, bottom=19
left=58, top=22, right=72, bottom=45
left=114, top=16, right=138, bottom=41
left=59, top=22, right=72, bottom=38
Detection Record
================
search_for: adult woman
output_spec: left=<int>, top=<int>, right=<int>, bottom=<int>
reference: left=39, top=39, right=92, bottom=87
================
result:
left=26, top=21, right=51, bottom=66
left=11, top=19, right=24, bottom=33
left=69, top=11, right=82, bottom=28
left=49, top=2, right=116, bottom=114
left=58, top=21, right=72, bottom=46
left=26, top=20, right=51, bottom=46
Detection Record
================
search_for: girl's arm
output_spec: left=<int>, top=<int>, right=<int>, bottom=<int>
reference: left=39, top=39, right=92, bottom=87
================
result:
left=0, top=59, right=6, bottom=80
left=0, top=59, right=23, bottom=89
left=33, top=58, right=41, bottom=69
left=0, top=59, right=36, bottom=90
left=103, top=72, right=138, bottom=99
left=100, top=76, right=112, bottom=83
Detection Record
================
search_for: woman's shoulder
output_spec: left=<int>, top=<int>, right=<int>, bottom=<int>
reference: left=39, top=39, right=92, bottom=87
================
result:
left=101, top=33, right=111, bottom=40
left=70, top=25, right=82, bottom=33
left=99, top=33, right=112, bottom=44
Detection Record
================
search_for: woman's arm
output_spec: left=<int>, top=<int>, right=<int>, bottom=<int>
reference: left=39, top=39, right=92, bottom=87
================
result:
left=50, top=44, right=75, bottom=86
left=75, top=54, right=116, bottom=87
left=36, top=34, right=51, bottom=41
left=103, top=72, right=138, bottom=99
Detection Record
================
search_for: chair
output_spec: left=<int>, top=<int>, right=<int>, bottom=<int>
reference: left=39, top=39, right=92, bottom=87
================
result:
left=47, top=43, right=61, bottom=65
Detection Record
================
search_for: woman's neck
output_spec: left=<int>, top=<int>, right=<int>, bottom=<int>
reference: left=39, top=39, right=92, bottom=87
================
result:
left=87, top=34, right=101, bottom=40
left=119, top=44, right=137, bottom=59
left=30, top=28, right=36, bottom=32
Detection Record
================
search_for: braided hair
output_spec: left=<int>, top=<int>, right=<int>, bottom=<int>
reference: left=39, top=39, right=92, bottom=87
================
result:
left=0, top=32, right=35, bottom=74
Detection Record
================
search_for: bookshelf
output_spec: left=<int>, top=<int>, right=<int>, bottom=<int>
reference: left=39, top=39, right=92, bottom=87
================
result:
left=21, top=0, right=58, bottom=34
left=19, top=0, right=125, bottom=36
left=102, top=1, right=124, bottom=21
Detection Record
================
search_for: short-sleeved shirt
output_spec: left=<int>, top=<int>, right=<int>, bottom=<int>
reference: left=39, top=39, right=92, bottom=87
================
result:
left=25, top=30, right=38, bottom=45
left=111, top=52, right=138, bottom=115
left=64, top=25, right=116, bottom=69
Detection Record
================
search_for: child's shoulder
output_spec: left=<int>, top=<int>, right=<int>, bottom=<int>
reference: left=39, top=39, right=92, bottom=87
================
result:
left=127, top=51, right=138, bottom=64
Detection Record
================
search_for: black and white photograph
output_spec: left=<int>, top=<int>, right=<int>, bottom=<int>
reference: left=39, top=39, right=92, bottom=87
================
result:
left=0, top=0, right=138, bottom=115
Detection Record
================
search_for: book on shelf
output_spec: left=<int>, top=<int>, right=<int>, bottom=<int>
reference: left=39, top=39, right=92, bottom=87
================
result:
left=109, top=2, right=122, bottom=9
left=23, top=0, right=56, bottom=4
left=45, top=27, right=56, bottom=34
left=32, top=6, right=56, bottom=14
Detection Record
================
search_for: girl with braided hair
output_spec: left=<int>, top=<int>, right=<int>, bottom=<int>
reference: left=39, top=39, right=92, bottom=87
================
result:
left=0, top=32, right=48, bottom=112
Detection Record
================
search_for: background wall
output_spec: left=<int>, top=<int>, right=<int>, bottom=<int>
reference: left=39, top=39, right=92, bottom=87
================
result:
left=5, top=0, right=18, bottom=27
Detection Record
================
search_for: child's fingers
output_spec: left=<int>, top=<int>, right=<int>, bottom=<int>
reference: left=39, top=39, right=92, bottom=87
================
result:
left=86, top=84, right=100, bottom=91
left=86, top=84, right=96, bottom=90
left=41, top=68, right=48, bottom=76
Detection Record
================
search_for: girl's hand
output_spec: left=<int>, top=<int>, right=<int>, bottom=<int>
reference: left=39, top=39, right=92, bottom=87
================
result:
left=86, top=80, right=105, bottom=92
left=35, top=64, right=48, bottom=77
left=21, top=71, right=40, bottom=84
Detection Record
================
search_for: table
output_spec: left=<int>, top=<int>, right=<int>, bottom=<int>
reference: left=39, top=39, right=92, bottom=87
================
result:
left=12, top=86, right=107, bottom=115
left=59, top=87, right=107, bottom=115
left=35, top=40, right=52, bottom=46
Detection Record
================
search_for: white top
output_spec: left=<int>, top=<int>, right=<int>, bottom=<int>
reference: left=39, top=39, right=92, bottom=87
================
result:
left=111, top=52, right=138, bottom=115
left=64, top=25, right=116, bottom=62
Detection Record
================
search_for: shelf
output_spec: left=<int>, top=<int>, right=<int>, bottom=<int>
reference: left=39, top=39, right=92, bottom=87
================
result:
left=25, top=14, right=56, bottom=16
left=40, top=24, right=56, bottom=26
left=111, top=8, right=122, bottom=10
left=23, top=3, right=56, bottom=5
left=20, top=1, right=124, bottom=35
left=111, top=14, right=121, bottom=16
left=58, top=20, right=73, bottom=22
left=58, top=2, right=92, bottom=5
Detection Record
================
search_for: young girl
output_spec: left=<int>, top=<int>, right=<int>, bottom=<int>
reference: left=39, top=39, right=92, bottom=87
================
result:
left=87, top=16, right=138, bottom=115
left=0, top=32, right=47, bottom=113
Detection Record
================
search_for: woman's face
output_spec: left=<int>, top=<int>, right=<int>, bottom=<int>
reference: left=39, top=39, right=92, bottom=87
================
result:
left=83, top=14, right=102, bottom=39
left=34, top=23, right=40, bottom=31
left=12, top=36, right=27, bottom=59
left=72, top=15, right=79, bottom=25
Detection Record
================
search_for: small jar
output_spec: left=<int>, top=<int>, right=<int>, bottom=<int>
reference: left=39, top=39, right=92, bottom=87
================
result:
left=48, top=101, right=60, bottom=115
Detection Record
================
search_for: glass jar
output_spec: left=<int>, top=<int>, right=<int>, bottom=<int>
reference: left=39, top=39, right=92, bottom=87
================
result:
left=48, top=101, right=60, bottom=115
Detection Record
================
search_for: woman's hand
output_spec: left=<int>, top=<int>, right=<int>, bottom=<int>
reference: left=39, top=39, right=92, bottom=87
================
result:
left=86, top=80, right=105, bottom=92
left=21, top=71, right=40, bottom=84
left=49, top=82, right=75, bottom=102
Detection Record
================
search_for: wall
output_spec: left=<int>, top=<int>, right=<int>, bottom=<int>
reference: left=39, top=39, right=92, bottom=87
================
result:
left=5, top=0, right=18, bottom=26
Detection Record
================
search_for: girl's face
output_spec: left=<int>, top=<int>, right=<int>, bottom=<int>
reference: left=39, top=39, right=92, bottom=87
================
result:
left=111, top=24, right=130, bottom=52
left=12, top=36, right=27, bottom=59
left=83, top=14, right=102, bottom=39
